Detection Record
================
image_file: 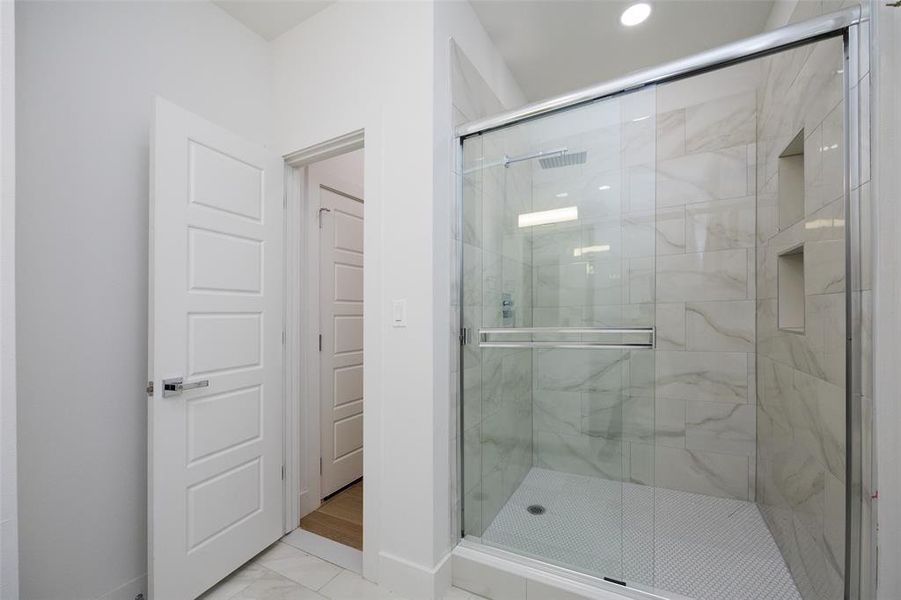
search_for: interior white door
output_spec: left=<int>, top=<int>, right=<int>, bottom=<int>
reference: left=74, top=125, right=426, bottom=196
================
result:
left=148, top=98, right=284, bottom=600
left=319, top=187, right=364, bottom=497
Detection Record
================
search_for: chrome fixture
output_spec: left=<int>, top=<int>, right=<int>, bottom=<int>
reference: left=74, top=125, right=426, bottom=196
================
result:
left=162, top=376, right=210, bottom=398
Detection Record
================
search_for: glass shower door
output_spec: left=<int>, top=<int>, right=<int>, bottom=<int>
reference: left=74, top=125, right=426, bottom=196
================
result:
left=460, top=88, right=657, bottom=586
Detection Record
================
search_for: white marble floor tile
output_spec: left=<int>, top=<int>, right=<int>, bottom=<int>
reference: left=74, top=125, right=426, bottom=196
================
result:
left=319, top=570, right=399, bottom=600
left=255, top=542, right=343, bottom=591
left=199, top=563, right=267, bottom=600
left=232, top=570, right=325, bottom=600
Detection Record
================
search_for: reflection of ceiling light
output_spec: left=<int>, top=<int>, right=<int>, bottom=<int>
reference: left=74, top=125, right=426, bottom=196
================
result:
left=573, top=245, right=611, bottom=257
left=621, top=3, right=652, bottom=26
left=632, top=115, right=650, bottom=122
left=806, top=218, right=845, bottom=230
left=555, top=192, right=569, bottom=198
left=518, top=207, right=578, bottom=228
left=598, top=185, right=611, bottom=191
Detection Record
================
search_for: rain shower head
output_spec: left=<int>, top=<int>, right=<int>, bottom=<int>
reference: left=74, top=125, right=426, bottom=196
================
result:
left=539, top=150, right=587, bottom=169
left=503, top=147, right=587, bottom=169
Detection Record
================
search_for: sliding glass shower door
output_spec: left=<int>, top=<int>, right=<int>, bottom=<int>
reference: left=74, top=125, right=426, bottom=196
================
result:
left=460, top=88, right=658, bottom=585
left=460, top=29, right=859, bottom=600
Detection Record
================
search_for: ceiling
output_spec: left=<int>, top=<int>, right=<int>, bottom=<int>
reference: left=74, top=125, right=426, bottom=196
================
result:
left=470, top=0, right=775, bottom=102
left=213, top=0, right=334, bottom=41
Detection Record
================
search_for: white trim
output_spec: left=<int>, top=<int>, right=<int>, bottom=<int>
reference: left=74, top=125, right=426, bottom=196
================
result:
left=282, top=528, right=363, bottom=574
left=282, top=132, right=372, bottom=576
left=379, top=550, right=452, bottom=600
left=872, top=1, right=901, bottom=597
left=0, top=1, right=17, bottom=598
left=452, top=541, right=688, bottom=600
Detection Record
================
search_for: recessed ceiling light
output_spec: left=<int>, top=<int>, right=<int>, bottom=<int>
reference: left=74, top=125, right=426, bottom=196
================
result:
left=555, top=192, right=569, bottom=198
left=598, top=185, right=611, bottom=191
left=621, top=3, right=652, bottom=26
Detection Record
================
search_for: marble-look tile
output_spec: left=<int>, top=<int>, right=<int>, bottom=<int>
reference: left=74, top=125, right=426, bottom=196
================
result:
left=624, top=164, right=656, bottom=213
left=654, top=399, right=685, bottom=448
left=255, top=543, right=343, bottom=592
left=655, top=302, right=685, bottom=350
left=627, top=442, right=655, bottom=485
left=656, top=350, right=748, bottom=403
left=654, top=207, right=686, bottom=255
left=860, top=73, right=870, bottom=185
left=537, top=348, right=626, bottom=394
left=685, top=91, right=756, bottom=154
left=534, top=262, right=587, bottom=307
left=233, top=569, right=326, bottom=600
left=685, top=400, right=755, bottom=456
left=792, top=370, right=845, bottom=482
left=319, top=570, right=398, bottom=600
left=685, top=300, right=755, bottom=352
left=804, top=104, right=844, bottom=216
left=656, top=108, right=685, bottom=160
left=656, top=145, right=748, bottom=207
left=200, top=563, right=267, bottom=599
left=654, top=447, right=749, bottom=500
left=627, top=257, right=654, bottom=304
left=657, top=249, right=748, bottom=302
left=533, top=390, right=581, bottom=436
left=685, top=196, right=755, bottom=252
left=534, top=430, right=623, bottom=480
left=805, top=240, right=844, bottom=295
left=463, top=424, right=482, bottom=494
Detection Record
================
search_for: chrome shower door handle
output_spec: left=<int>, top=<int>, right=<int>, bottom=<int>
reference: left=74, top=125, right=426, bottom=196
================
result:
left=162, top=376, right=209, bottom=398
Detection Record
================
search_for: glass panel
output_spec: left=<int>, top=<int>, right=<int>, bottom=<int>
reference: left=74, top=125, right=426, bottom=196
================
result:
left=461, top=88, right=658, bottom=584
left=460, top=33, right=853, bottom=600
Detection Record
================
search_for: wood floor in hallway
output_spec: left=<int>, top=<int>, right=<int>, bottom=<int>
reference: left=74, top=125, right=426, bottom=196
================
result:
left=300, top=479, right=363, bottom=550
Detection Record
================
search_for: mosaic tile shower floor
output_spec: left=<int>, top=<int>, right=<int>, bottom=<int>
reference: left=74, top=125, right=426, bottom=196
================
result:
left=481, top=468, right=801, bottom=600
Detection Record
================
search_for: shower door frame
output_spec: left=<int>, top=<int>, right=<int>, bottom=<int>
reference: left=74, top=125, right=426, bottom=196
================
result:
left=455, top=6, right=869, bottom=600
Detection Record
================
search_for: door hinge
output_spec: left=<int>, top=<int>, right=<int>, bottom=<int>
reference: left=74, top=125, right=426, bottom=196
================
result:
left=282, top=330, right=286, bottom=345
left=319, top=457, right=322, bottom=474
left=319, top=334, right=322, bottom=351
left=145, top=380, right=154, bottom=396
left=459, top=327, right=471, bottom=345
left=281, top=465, right=285, bottom=480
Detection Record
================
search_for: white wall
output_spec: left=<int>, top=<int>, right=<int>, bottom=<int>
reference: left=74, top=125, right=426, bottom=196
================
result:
left=274, top=3, right=441, bottom=595
left=15, top=3, right=274, bottom=598
left=873, top=1, right=901, bottom=597
left=273, top=2, right=521, bottom=596
left=0, top=0, right=17, bottom=598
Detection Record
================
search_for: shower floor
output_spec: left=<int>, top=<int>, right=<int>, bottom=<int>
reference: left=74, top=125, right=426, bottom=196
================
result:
left=481, top=468, right=801, bottom=600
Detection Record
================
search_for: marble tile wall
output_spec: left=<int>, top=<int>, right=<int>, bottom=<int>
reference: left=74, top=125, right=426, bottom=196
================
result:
left=650, top=76, right=760, bottom=501
left=524, top=89, right=659, bottom=488
left=754, top=20, right=860, bottom=600
left=452, top=41, right=534, bottom=539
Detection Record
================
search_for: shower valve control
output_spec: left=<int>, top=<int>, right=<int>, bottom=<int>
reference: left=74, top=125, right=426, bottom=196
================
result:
left=502, top=293, right=515, bottom=327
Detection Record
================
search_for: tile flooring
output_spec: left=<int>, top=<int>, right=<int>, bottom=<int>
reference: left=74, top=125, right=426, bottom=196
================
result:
left=481, top=468, right=801, bottom=600
left=200, top=536, right=485, bottom=600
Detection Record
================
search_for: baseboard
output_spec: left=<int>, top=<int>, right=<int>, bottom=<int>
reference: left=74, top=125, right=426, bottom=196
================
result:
left=378, top=550, right=452, bottom=600
left=97, top=573, right=147, bottom=600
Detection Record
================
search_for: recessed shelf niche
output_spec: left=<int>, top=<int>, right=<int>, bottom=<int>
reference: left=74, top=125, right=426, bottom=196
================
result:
left=777, top=244, right=805, bottom=333
left=777, top=129, right=805, bottom=231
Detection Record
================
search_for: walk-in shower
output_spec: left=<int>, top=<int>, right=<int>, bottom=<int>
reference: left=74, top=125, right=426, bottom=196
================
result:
left=455, top=7, right=870, bottom=600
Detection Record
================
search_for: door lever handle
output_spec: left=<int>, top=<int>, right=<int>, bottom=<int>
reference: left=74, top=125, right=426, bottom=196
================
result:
left=162, top=377, right=209, bottom=398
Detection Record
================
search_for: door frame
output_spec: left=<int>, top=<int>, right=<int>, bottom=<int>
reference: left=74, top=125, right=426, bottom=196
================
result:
left=282, top=129, right=369, bottom=554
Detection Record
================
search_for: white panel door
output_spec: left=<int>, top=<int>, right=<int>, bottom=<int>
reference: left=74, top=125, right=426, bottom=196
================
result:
left=148, top=98, right=283, bottom=600
left=319, top=187, right=364, bottom=497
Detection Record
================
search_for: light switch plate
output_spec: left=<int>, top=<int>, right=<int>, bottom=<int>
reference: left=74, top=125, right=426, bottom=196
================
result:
left=392, top=299, right=407, bottom=327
